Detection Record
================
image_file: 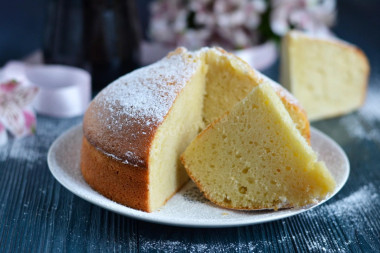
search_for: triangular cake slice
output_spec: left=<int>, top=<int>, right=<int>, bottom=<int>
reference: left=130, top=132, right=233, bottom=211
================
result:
left=281, top=30, right=370, bottom=121
left=181, top=83, right=336, bottom=210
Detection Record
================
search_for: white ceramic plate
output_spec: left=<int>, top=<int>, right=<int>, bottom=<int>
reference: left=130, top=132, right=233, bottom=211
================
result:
left=47, top=125, right=349, bottom=228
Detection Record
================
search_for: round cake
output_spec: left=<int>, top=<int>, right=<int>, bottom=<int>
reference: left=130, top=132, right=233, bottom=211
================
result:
left=81, top=47, right=310, bottom=212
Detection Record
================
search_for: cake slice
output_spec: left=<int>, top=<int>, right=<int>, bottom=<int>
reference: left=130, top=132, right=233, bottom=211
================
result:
left=202, top=48, right=310, bottom=142
left=181, top=83, right=336, bottom=210
left=281, top=31, right=370, bottom=121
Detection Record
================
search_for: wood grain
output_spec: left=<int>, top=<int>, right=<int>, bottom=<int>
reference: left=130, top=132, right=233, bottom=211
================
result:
left=0, top=98, right=379, bottom=252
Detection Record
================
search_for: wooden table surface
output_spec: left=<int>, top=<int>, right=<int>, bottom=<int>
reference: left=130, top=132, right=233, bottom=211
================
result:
left=1, top=1, right=380, bottom=252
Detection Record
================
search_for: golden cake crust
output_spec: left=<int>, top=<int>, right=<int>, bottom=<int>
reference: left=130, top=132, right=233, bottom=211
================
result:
left=81, top=137, right=150, bottom=211
left=82, top=48, right=197, bottom=212
left=83, top=48, right=199, bottom=168
left=81, top=136, right=189, bottom=212
left=270, top=81, right=310, bottom=143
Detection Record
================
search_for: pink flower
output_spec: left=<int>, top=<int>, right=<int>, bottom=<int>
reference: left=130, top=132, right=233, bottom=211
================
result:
left=270, top=0, right=336, bottom=36
left=0, top=122, right=7, bottom=146
left=23, top=109, right=37, bottom=135
left=0, top=80, right=18, bottom=92
left=149, top=0, right=267, bottom=49
left=149, top=0, right=336, bottom=48
left=0, top=80, right=38, bottom=138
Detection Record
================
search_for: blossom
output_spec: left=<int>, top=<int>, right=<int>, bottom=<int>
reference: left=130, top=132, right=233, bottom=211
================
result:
left=0, top=80, right=38, bottom=139
left=149, top=0, right=267, bottom=49
left=0, top=121, right=7, bottom=146
left=270, top=0, right=336, bottom=36
left=149, top=0, right=336, bottom=48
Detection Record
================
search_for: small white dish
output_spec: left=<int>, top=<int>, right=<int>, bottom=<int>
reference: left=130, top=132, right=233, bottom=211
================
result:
left=47, top=125, right=349, bottom=228
left=26, top=65, right=91, bottom=118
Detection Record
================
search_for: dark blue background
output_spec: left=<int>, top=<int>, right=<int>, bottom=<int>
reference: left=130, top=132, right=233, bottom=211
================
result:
left=0, top=0, right=154, bottom=66
left=1, top=0, right=379, bottom=73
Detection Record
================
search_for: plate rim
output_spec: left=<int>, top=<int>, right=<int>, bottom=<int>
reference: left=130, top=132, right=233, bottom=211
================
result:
left=47, top=124, right=350, bottom=228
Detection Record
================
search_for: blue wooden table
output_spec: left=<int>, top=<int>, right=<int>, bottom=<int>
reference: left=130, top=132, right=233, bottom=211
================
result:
left=1, top=1, right=380, bottom=252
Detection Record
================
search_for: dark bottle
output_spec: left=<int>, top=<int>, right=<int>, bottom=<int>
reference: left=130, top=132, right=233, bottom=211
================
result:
left=83, top=0, right=140, bottom=91
left=43, top=0, right=85, bottom=68
left=43, top=0, right=141, bottom=92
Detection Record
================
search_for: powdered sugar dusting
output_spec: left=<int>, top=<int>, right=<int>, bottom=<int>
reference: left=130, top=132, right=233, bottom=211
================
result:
left=340, top=115, right=380, bottom=142
left=358, top=86, right=380, bottom=123
left=324, top=183, right=378, bottom=219
left=304, top=183, right=379, bottom=251
left=339, top=86, right=380, bottom=142
left=99, top=148, right=144, bottom=167
left=84, top=48, right=200, bottom=164
left=0, top=117, right=81, bottom=164
left=98, top=49, right=198, bottom=125
left=305, top=183, right=380, bottom=227
left=272, top=184, right=379, bottom=252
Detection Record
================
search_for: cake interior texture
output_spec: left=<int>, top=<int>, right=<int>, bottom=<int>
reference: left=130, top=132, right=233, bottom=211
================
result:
left=281, top=31, right=369, bottom=121
left=82, top=47, right=312, bottom=212
left=148, top=50, right=263, bottom=210
left=202, top=49, right=260, bottom=125
left=148, top=61, right=207, bottom=211
left=181, top=83, right=336, bottom=210
left=147, top=49, right=310, bottom=211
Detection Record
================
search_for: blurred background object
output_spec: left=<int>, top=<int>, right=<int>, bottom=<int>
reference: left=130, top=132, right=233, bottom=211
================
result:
left=143, top=0, right=337, bottom=68
left=0, top=79, right=38, bottom=144
left=148, top=0, right=336, bottom=50
left=43, top=0, right=141, bottom=91
left=43, top=0, right=84, bottom=68
left=0, top=0, right=45, bottom=66
left=0, top=0, right=379, bottom=89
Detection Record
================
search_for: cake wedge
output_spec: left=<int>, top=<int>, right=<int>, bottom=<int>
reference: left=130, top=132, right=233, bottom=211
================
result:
left=181, top=83, right=336, bottom=210
left=281, top=31, right=370, bottom=121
